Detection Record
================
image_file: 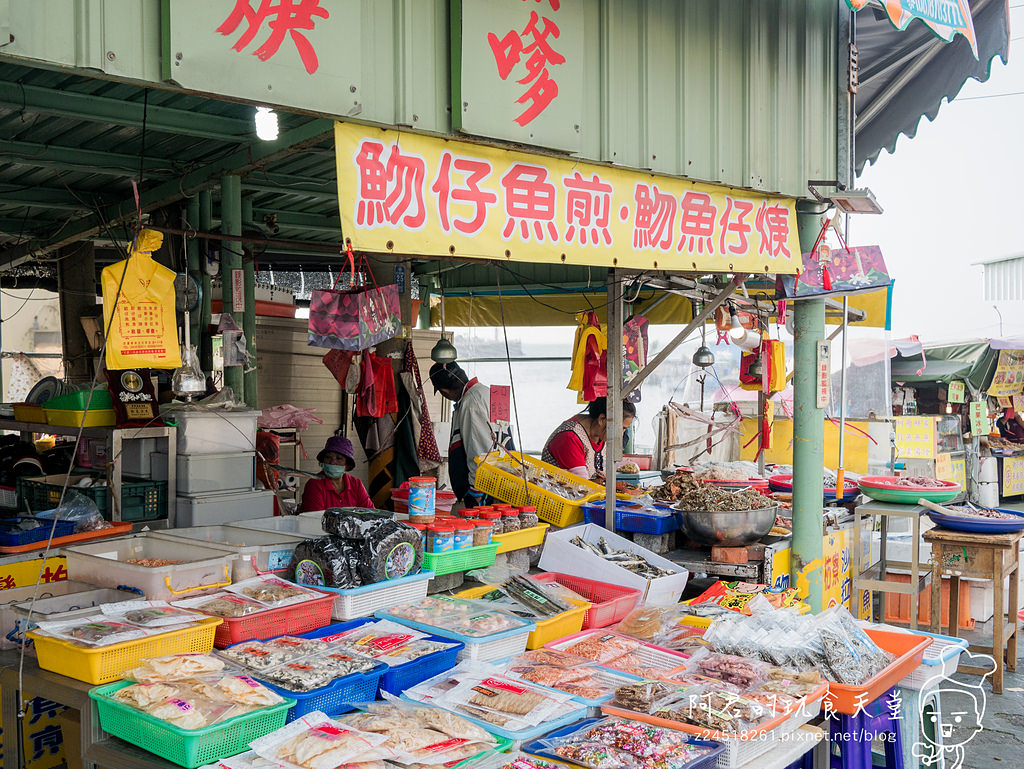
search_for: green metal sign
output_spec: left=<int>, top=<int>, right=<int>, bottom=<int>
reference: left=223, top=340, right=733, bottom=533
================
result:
left=161, top=0, right=364, bottom=118
left=451, top=0, right=583, bottom=152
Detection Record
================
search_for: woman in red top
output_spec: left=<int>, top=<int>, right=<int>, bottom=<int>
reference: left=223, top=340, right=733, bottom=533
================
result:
left=300, top=435, right=376, bottom=512
left=542, top=398, right=637, bottom=480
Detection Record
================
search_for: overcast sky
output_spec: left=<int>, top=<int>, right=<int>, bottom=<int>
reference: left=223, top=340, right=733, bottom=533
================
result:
left=855, top=7, right=1024, bottom=343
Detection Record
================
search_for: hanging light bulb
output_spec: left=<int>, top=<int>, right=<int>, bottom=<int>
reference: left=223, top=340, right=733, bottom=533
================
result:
left=945, top=402, right=953, bottom=414
left=254, top=107, right=279, bottom=141
left=728, top=305, right=746, bottom=341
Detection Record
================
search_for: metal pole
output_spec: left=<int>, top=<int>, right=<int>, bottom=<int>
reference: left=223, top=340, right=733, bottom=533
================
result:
left=220, top=174, right=244, bottom=400
left=791, top=210, right=827, bottom=612
left=605, top=269, right=623, bottom=531
left=198, top=190, right=214, bottom=376
left=241, top=195, right=258, bottom=408
left=836, top=296, right=850, bottom=497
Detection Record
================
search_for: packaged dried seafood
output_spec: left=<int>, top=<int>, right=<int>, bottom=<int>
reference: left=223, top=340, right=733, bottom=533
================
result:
left=385, top=596, right=530, bottom=638
left=113, top=674, right=283, bottom=730
left=226, top=575, right=323, bottom=608
left=612, top=681, right=679, bottom=713
left=568, top=537, right=676, bottom=579
left=218, top=641, right=306, bottom=670
left=173, top=592, right=266, bottom=618
left=540, top=718, right=716, bottom=769
left=249, top=713, right=392, bottom=769
left=320, top=619, right=459, bottom=666
left=35, top=616, right=152, bottom=647
left=562, top=633, right=641, bottom=665
left=130, top=653, right=225, bottom=684
left=653, top=688, right=772, bottom=734
left=99, top=600, right=204, bottom=628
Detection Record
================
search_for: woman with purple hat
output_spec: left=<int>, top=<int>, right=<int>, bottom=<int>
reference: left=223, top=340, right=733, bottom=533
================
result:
left=300, top=435, right=375, bottom=512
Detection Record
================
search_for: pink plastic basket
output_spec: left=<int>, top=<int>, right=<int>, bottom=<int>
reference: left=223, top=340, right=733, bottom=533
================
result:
left=531, top=572, right=641, bottom=629
left=211, top=592, right=336, bottom=648
left=545, top=628, right=688, bottom=674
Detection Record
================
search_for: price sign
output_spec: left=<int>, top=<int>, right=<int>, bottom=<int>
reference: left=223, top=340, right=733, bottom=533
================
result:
left=894, top=416, right=936, bottom=460
left=231, top=268, right=245, bottom=313
left=489, top=385, right=511, bottom=423
left=816, top=341, right=830, bottom=409
left=948, top=381, right=965, bottom=404
left=935, top=452, right=953, bottom=481
left=1003, top=456, right=1024, bottom=496
left=969, top=401, right=988, bottom=436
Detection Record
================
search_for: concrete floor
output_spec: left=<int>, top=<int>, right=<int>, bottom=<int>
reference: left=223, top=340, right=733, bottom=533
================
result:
left=946, top=668, right=1024, bottom=768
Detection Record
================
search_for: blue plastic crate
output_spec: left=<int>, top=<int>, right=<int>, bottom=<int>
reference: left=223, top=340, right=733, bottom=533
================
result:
left=302, top=618, right=464, bottom=697
left=581, top=502, right=678, bottom=534
left=0, top=516, right=75, bottom=547
left=522, top=717, right=725, bottom=769
left=222, top=637, right=388, bottom=723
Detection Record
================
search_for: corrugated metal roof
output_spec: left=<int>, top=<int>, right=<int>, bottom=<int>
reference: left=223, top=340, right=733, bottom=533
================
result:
left=0, top=60, right=343, bottom=269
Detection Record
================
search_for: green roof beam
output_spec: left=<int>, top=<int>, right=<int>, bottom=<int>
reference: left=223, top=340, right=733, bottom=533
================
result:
left=0, top=81, right=254, bottom=141
left=0, top=118, right=335, bottom=268
left=0, top=184, right=93, bottom=211
left=240, top=181, right=337, bottom=203
left=0, top=138, right=179, bottom=178
left=251, top=208, right=341, bottom=235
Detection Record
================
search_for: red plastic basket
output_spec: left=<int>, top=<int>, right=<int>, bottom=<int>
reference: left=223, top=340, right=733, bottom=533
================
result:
left=211, top=592, right=336, bottom=648
left=531, top=572, right=642, bottom=629
left=824, top=628, right=932, bottom=715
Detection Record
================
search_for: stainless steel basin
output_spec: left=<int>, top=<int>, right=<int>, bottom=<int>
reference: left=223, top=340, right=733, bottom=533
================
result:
left=674, top=505, right=778, bottom=546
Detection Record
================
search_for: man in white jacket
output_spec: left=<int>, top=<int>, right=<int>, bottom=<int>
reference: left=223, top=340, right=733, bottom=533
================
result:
left=429, top=361, right=514, bottom=505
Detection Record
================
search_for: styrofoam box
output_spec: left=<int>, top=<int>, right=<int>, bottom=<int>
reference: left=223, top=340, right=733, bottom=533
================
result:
left=227, top=515, right=327, bottom=538
left=166, top=409, right=260, bottom=455
left=62, top=534, right=237, bottom=600
left=121, top=437, right=160, bottom=477
left=538, top=523, right=689, bottom=606
left=175, top=489, right=275, bottom=527
left=149, top=526, right=304, bottom=581
left=0, top=581, right=100, bottom=649
left=152, top=451, right=255, bottom=495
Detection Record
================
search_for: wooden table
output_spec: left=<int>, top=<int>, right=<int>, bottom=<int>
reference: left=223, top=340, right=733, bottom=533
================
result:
left=924, top=526, right=1022, bottom=694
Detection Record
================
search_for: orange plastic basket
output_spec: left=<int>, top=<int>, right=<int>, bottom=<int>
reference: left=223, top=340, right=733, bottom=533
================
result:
left=824, top=628, right=932, bottom=715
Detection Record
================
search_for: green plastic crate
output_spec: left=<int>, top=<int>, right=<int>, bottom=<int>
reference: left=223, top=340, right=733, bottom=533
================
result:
left=421, top=542, right=499, bottom=576
left=18, top=475, right=167, bottom=522
left=42, top=389, right=113, bottom=411
left=90, top=681, right=293, bottom=768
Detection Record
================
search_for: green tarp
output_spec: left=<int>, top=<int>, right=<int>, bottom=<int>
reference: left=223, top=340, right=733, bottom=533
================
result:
left=890, top=341, right=997, bottom=393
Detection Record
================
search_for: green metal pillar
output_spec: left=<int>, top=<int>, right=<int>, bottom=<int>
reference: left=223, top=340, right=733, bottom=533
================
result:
left=198, top=190, right=214, bottom=376
left=241, top=195, right=258, bottom=408
left=220, top=174, right=244, bottom=400
left=185, top=198, right=201, bottom=348
left=791, top=209, right=826, bottom=612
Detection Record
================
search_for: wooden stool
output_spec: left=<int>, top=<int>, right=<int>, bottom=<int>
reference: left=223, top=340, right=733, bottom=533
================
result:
left=924, top=527, right=1022, bottom=694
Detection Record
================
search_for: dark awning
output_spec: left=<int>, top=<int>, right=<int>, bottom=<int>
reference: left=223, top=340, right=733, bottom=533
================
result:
left=855, top=0, right=1010, bottom=171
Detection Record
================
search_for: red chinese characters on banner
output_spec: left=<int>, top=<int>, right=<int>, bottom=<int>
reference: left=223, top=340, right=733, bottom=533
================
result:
left=563, top=171, right=613, bottom=246
left=630, top=183, right=676, bottom=251
left=500, top=163, right=559, bottom=241
left=430, top=151, right=499, bottom=236
left=677, top=191, right=717, bottom=254
left=353, top=140, right=427, bottom=230
left=217, top=0, right=329, bottom=75
left=487, top=4, right=566, bottom=126
left=718, top=196, right=754, bottom=257
left=755, top=201, right=793, bottom=259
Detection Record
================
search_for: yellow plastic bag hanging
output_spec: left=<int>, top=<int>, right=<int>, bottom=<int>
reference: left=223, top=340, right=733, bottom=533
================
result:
left=101, top=229, right=182, bottom=370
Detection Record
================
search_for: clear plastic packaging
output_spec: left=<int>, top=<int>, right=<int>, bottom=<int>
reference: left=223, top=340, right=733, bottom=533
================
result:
left=685, top=649, right=772, bottom=690
left=562, top=633, right=641, bottom=665
left=172, top=591, right=266, bottom=619
left=427, top=671, right=580, bottom=733
left=652, top=687, right=773, bottom=734
left=34, top=616, right=151, bottom=647
left=99, top=600, right=204, bottom=628
left=321, top=619, right=458, bottom=666
left=130, top=654, right=225, bottom=684
left=225, top=575, right=324, bottom=608
left=385, top=596, right=531, bottom=637
left=248, top=712, right=392, bottom=769
left=540, top=718, right=716, bottom=769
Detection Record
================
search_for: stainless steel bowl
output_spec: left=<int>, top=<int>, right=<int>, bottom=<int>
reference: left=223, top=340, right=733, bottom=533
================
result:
left=674, top=505, right=778, bottom=546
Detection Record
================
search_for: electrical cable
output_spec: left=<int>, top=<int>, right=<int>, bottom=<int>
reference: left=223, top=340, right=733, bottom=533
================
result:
left=495, top=273, right=527, bottom=499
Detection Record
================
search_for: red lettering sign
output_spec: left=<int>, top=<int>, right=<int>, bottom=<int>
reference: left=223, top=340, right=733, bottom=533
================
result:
left=431, top=151, right=499, bottom=236
left=217, top=0, right=329, bottom=75
left=563, top=172, right=613, bottom=246
left=755, top=201, right=792, bottom=259
left=487, top=4, right=566, bottom=126
left=500, top=162, right=559, bottom=241
left=354, top=140, right=428, bottom=230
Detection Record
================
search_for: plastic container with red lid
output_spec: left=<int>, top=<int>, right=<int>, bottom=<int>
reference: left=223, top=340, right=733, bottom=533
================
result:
left=426, top=522, right=453, bottom=554
left=452, top=522, right=474, bottom=550
left=501, top=509, right=521, bottom=533
left=468, top=519, right=493, bottom=546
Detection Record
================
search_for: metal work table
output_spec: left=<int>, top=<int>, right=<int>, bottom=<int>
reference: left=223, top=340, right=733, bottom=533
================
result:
left=0, top=651, right=174, bottom=769
left=852, top=500, right=931, bottom=628
left=668, top=546, right=765, bottom=582
left=0, top=419, right=177, bottom=526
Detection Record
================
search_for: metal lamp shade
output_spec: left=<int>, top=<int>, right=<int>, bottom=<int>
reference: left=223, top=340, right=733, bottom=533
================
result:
left=430, top=337, right=458, bottom=363
left=692, top=345, right=715, bottom=369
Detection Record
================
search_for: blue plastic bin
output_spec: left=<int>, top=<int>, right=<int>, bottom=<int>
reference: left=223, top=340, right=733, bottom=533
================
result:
left=302, top=618, right=464, bottom=697
left=0, top=517, right=75, bottom=547
left=581, top=502, right=678, bottom=534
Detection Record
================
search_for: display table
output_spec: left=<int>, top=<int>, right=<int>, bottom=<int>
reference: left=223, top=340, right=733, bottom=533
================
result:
left=853, top=501, right=931, bottom=629
left=0, top=650, right=174, bottom=769
left=924, top=526, right=1022, bottom=694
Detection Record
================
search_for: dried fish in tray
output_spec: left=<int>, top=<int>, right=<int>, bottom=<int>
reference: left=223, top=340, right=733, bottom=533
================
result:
left=569, top=536, right=675, bottom=578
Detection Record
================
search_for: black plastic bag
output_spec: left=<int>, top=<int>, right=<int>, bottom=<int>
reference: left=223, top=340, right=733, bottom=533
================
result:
left=352, top=521, right=422, bottom=583
left=322, top=507, right=394, bottom=537
left=290, top=536, right=361, bottom=589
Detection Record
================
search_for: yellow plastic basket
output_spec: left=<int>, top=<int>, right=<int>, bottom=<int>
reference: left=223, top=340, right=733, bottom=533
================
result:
left=28, top=616, right=222, bottom=684
left=474, top=452, right=603, bottom=527
left=44, top=408, right=116, bottom=427
left=456, top=585, right=590, bottom=650
left=494, top=523, right=549, bottom=554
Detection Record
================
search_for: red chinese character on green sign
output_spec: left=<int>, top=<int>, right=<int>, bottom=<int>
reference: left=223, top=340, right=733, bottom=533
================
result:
left=487, top=6, right=566, bottom=126
left=217, top=0, right=329, bottom=75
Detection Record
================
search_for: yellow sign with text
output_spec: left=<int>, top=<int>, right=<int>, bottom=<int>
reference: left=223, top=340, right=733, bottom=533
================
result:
left=989, top=350, right=1024, bottom=397
left=894, top=416, right=936, bottom=460
left=335, top=123, right=802, bottom=273
left=1003, top=456, right=1024, bottom=497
